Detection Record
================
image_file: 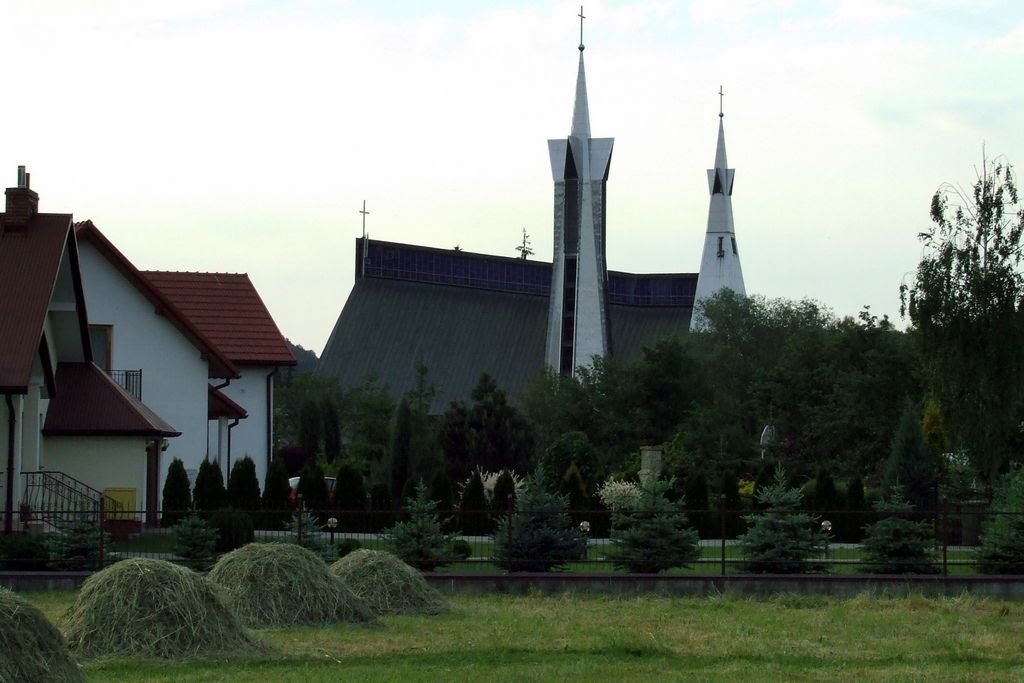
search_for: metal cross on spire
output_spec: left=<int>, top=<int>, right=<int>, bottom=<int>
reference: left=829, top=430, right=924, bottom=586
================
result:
left=359, top=200, right=370, bottom=277
left=578, top=5, right=586, bottom=51
left=359, top=200, right=370, bottom=238
left=718, top=85, right=724, bottom=118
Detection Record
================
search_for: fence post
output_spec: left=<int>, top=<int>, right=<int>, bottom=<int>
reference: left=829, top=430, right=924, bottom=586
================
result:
left=96, top=499, right=105, bottom=570
left=941, top=499, right=948, bottom=576
left=720, top=494, right=727, bottom=576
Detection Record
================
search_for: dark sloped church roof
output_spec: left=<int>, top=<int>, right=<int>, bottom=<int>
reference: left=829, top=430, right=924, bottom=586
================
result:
left=319, top=240, right=696, bottom=413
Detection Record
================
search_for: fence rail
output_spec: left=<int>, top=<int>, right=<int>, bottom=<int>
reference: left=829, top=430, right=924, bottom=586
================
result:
left=0, top=504, right=1020, bottom=576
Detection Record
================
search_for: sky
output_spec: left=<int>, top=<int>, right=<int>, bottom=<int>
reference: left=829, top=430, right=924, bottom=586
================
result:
left=3, top=1, right=1023, bottom=354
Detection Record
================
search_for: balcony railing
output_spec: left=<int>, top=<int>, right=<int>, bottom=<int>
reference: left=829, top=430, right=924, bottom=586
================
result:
left=109, top=369, right=142, bottom=401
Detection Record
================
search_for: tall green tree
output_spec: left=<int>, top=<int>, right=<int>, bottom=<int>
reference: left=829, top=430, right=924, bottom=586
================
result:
left=883, top=399, right=940, bottom=511
left=193, top=460, right=227, bottom=512
left=227, top=456, right=261, bottom=511
left=390, top=397, right=413, bottom=502
left=161, top=457, right=192, bottom=526
left=901, top=157, right=1024, bottom=487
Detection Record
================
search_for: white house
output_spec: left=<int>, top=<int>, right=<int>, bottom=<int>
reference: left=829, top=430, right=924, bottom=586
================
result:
left=1, top=169, right=179, bottom=530
left=75, top=222, right=294, bottom=496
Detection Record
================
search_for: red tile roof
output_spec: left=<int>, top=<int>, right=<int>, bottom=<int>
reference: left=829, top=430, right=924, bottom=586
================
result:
left=0, top=212, right=76, bottom=393
left=74, top=221, right=240, bottom=379
left=143, top=271, right=296, bottom=367
left=43, top=362, right=179, bottom=437
left=208, top=384, right=248, bottom=420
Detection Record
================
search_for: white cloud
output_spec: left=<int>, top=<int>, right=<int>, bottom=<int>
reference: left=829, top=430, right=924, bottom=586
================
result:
left=987, top=22, right=1024, bottom=53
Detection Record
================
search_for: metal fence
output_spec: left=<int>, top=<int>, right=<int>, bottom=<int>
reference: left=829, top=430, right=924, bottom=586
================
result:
left=0, top=503, right=1019, bottom=575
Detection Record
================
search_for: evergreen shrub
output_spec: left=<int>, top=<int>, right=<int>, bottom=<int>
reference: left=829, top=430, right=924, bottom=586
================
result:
left=493, top=475, right=586, bottom=572
left=161, top=458, right=192, bottom=527
left=738, top=467, right=824, bottom=574
left=261, top=458, right=292, bottom=529
left=193, top=460, right=227, bottom=512
left=48, top=513, right=109, bottom=571
left=861, top=494, right=938, bottom=574
left=0, top=533, right=50, bottom=570
left=170, top=514, right=218, bottom=571
left=459, top=470, right=489, bottom=535
left=608, top=477, right=699, bottom=574
left=387, top=482, right=456, bottom=571
left=209, top=509, right=256, bottom=553
left=227, top=456, right=261, bottom=511
left=979, top=467, right=1024, bottom=574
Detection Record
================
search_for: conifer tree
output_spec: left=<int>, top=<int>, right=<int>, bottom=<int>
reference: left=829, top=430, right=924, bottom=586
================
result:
left=491, top=470, right=517, bottom=513
left=459, top=470, right=489, bottom=535
left=608, top=477, right=699, bottom=573
left=978, top=467, right=1024, bottom=574
left=739, top=466, right=825, bottom=573
left=493, top=475, right=586, bottom=572
left=861, top=492, right=938, bottom=574
left=387, top=481, right=456, bottom=571
left=161, top=457, right=192, bottom=526
left=296, top=461, right=328, bottom=513
left=193, top=459, right=227, bottom=512
left=261, top=457, right=291, bottom=528
left=227, top=456, right=261, bottom=511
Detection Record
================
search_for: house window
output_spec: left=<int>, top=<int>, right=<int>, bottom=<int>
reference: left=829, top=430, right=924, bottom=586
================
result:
left=89, top=325, right=112, bottom=371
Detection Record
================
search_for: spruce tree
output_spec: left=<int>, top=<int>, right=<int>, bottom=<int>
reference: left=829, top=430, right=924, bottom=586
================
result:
left=493, top=475, right=586, bottom=572
left=161, top=457, right=192, bottom=527
left=261, top=457, right=292, bottom=529
left=608, top=477, right=699, bottom=573
left=390, top=397, right=413, bottom=502
left=491, top=470, right=517, bottom=513
left=387, top=481, right=457, bottom=571
left=883, top=399, right=940, bottom=511
left=978, top=467, right=1024, bottom=574
left=296, top=461, right=328, bottom=513
left=861, top=492, right=938, bottom=574
left=227, top=456, right=261, bottom=511
left=193, top=459, right=227, bottom=512
left=841, top=475, right=867, bottom=543
left=170, top=514, right=218, bottom=571
left=739, top=466, right=825, bottom=573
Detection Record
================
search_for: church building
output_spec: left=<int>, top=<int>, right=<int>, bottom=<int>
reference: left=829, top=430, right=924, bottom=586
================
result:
left=319, top=34, right=746, bottom=412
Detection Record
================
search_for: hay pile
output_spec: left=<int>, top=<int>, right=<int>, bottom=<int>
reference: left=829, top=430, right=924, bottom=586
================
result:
left=0, top=588, right=84, bottom=682
left=59, top=558, right=263, bottom=660
left=207, top=543, right=377, bottom=628
left=331, top=549, right=449, bottom=616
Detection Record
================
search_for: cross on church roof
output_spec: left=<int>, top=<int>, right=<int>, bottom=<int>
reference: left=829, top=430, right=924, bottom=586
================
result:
left=719, top=85, right=724, bottom=118
left=578, top=6, right=586, bottom=52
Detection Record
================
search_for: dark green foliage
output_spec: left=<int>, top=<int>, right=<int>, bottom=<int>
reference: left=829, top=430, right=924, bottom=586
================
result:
left=297, top=461, right=328, bottom=512
left=739, top=467, right=825, bottom=574
left=883, top=399, right=940, bottom=511
left=287, top=510, right=338, bottom=562
left=718, top=468, right=743, bottom=538
left=161, top=458, right=192, bottom=527
left=390, top=397, right=413, bottom=502
left=539, top=431, right=599, bottom=494
left=493, top=475, right=586, bottom=572
left=861, top=494, right=938, bottom=574
left=0, top=533, right=49, bottom=570
left=387, top=482, right=456, bottom=571
left=429, top=470, right=455, bottom=513
left=840, top=476, right=867, bottom=543
left=261, top=458, right=292, bottom=529
left=322, top=397, right=342, bottom=463
left=813, top=466, right=842, bottom=514
left=683, top=469, right=710, bottom=537
left=459, top=470, right=490, bottom=536
left=368, top=483, right=395, bottom=532
left=450, top=539, right=472, bottom=560
left=334, top=462, right=368, bottom=511
left=901, top=159, right=1024, bottom=487
left=979, top=468, right=1024, bottom=573
left=297, top=398, right=322, bottom=459
left=439, top=401, right=473, bottom=483
left=608, top=478, right=700, bottom=574
left=227, top=456, right=261, bottom=511
left=335, top=538, right=362, bottom=558
left=208, top=509, right=256, bottom=553
left=48, top=513, right=109, bottom=571
left=170, top=514, right=218, bottom=570
left=344, top=376, right=395, bottom=487
left=491, top=470, right=517, bottom=513
left=193, top=459, right=227, bottom=512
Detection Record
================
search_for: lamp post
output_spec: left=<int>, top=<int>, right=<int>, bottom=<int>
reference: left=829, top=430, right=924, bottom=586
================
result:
left=579, top=520, right=591, bottom=563
left=327, top=517, right=338, bottom=545
left=821, top=519, right=832, bottom=565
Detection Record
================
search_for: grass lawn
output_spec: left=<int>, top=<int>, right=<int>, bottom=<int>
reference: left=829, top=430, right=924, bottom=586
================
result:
left=22, top=590, right=1024, bottom=682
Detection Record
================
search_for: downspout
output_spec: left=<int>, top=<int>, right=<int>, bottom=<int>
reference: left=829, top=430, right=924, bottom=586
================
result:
left=5, top=395, right=16, bottom=534
left=266, top=368, right=278, bottom=472
left=227, top=418, right=239, bottom=474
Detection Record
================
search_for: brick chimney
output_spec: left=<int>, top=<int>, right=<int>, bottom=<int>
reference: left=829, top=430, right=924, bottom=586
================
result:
left=4, top=166, right=39, bottom=229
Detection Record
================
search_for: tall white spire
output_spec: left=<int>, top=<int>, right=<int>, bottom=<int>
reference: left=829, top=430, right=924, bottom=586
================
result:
left=691, top=89, right=746, bottom=331
left=545, top=13, right=614, bottom=375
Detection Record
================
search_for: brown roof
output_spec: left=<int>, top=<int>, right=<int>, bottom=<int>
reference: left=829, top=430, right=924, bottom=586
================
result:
left=0, top=212, right=76, bottom=393
left=43, top=362, right=179, bottom=437
left=208, top=384, right=248, bottom=420
left=74, top=221, right=240, bottom=379
left=143, top=271, right=296, bottom=367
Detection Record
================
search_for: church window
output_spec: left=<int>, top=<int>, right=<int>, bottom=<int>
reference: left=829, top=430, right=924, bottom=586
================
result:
left=717, top=236, right=725, bottom=258
left=731, top=237, right=738, bottom=255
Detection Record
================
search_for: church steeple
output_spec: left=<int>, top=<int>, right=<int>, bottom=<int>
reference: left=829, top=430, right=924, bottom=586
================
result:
left=545, top=12, right=614, bottom=375
left=691, top=88, right=746, bottom=331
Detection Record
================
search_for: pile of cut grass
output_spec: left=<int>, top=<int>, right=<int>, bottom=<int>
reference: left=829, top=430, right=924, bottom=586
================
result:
left=331, top=549, right=449, bottom=616
left=0, top=587, right=84, bottom=682
left=59, top=558, right=263, bottom=660
left=207, top=542, right=377, bottom=628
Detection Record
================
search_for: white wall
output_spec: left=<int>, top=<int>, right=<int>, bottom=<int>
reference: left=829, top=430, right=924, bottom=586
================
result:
left=44, top=435, right=149, bottom=512
left=210, top=367, right=273, bottom=490
left=78, top=241, right=211, bottom=496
